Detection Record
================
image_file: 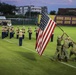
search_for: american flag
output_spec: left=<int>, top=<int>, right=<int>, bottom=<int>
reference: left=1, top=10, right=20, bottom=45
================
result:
left=35, top=8, right=56, bottom=56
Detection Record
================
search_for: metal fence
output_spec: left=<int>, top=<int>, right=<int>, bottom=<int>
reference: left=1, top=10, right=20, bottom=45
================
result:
left=7, top=18, right=38, bottom=25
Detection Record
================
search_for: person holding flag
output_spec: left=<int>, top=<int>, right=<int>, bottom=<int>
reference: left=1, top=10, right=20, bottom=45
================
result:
left=55, top=33, right=65, bottom=61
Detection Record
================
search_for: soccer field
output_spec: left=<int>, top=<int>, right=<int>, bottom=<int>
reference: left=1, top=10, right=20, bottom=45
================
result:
left=0, top=25, right=76, bottom=75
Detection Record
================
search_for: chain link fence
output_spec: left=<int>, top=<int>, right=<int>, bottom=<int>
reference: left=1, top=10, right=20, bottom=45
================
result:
left=7, top=18, right=38, bottom=25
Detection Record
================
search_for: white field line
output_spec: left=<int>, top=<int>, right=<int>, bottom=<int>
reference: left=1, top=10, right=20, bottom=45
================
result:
left=60, top=62, right=76, bottom=69
left=4, top=39, right=76, bottom=69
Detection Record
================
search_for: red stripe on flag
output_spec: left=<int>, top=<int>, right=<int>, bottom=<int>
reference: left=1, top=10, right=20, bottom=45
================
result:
left=36, top=29, right=43, bottom=52
left=40, top=23, right=56, bottom=55
left=39, top=20, right=56, bottom=55
left=38, top=20, right=53, bottom=54
left=35, top=19, right=56, bottom=56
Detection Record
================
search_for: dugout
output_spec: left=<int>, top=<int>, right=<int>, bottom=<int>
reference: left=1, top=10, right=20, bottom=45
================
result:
left=0, top=16, right=11, bottom=26
left=0, top=20, right=11, bottom=26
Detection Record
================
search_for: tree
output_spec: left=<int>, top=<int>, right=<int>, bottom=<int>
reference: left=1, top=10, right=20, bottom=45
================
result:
left=49, top=10, right=56, bottom=15
left=0, top=2, right=16, bottom=15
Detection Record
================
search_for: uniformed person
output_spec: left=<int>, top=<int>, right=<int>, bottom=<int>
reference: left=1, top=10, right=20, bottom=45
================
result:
left=19, top=30, right=23, bottom=46
left=16, top=27, right=20, bottom=39
left=22, top=26, right=25, bottom=39
left=5, top=26, right=8, bottom=37
left=55, top=33, right=64, bottom=61
left=2, top=26, right=5, bottom=39
left=11, top=26, right=15, bottom=37
left=28, top=27, right=32, bottom=40
left=3, top=26, right=7, bottom=38
left=34, top=27, right=39, bottom=40
left=69, top=42, right=76, bottom=60
left=51, top=32, right=54, bottom=42
left=9, top=26, right=12, bottom=39
left=63, top=37, right=70, bottom=62
left=6, top=26, right=10, bottom=37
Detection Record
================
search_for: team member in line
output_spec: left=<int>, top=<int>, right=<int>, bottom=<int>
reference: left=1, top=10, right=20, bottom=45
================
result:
left=28, top=27, right=32, bottom=40
left=19, top=30, right=23, bottom=46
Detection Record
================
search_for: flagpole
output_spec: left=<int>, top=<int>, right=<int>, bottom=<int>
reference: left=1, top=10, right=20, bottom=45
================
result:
left=57, top=25, right=76, bottom=44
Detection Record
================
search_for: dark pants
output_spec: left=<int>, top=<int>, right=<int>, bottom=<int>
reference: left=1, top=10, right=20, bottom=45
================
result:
left=51, top=34, right=54, bottom=42
left=16, top=35, right=19, bottom=39
left=29, top=33, right=32, bottom=40
left=19, top=37, right=22, bottom=46
left=2, top=32, right=5, bottom=39
left=5, top=32, right=7, bottom=37
left=22, top=35, right=24, bottom=39
left=11, top=32, right=13, bottom=37
left=10, top=32, right=12, bottom=39
left=12, top=32, right=15, bottom=37
left=6, top=32, right=8, bottom=37
left=36, top=33, right=38, bottom=40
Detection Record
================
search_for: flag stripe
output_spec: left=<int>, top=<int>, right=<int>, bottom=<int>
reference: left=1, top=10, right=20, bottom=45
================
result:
left=35, top=8, right=56, bottom=55
left=39, top=23, right=56, bottom=55
left=37, top=19, right=52, bottom=51
left=36, top=30, right=43, bottom=53
left=39, top=20, right=56, bottom=55
left=42, top=20, right=54, bottom=46
left=38, top=20, right=53, bottom=54
left=36, top=29, right=42, bottom=52
left=35, top=29, right=40, bottom=49
left=37, top=20, right=56, bottom=55
left=42, top=20, right=53, bottom=43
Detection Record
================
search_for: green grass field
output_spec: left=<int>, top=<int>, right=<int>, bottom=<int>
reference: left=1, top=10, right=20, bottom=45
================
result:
left=0, top=25, right=76, bottom=75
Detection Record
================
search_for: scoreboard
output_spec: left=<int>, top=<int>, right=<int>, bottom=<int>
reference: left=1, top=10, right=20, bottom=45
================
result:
left=38, top=15, right=76, bottom=26
left=54, top=15, right=76, bottom=25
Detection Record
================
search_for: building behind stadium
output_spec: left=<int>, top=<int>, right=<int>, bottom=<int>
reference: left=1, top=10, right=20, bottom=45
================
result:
left=15, top=5, right=47, bottom=15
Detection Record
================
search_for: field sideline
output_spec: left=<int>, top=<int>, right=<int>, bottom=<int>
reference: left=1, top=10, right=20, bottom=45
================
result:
left=0, top=25, right=76, bottom=75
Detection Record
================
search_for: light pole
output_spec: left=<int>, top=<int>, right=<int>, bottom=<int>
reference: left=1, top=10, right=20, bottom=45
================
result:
left=29, top=5, right=31, bottom=18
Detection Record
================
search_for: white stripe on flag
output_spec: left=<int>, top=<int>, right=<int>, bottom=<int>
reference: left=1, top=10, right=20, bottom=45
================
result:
left=36, top=18, right=56, bottom=55
left=39, top=19, right=56, bottom=55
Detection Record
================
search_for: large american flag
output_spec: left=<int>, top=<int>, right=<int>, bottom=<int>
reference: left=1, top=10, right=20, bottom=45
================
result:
left=35, top=8, right=56, bottom=56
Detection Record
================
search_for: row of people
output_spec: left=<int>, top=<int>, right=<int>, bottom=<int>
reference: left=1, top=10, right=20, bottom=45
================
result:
left=1, top=26, right=39, bottom=40
left=16, top=27, right=39, bottom=46
left=2, top=26, right=14, bottom=39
